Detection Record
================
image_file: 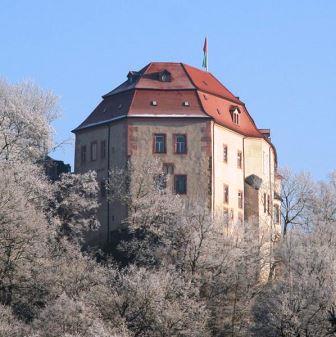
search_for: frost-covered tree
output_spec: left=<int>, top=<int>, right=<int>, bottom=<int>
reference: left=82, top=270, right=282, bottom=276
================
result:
left=85, top=265, right=209, bottom=337
left=0, top=162, right=51, bottom=316
left=108, top=158, right=268, bottom=336
left=0, top=304, right=30, bottom=337
left=0, top=80, right=102, bottom=326
left=280, top=168, right=315, bottom=236
left=0, top=79, right=59, bottom=162
left=33, top=293, right=116, bottom=337
left=252, top=173, right=336, bottom=337
left=51, top=172, right=100, bottom=243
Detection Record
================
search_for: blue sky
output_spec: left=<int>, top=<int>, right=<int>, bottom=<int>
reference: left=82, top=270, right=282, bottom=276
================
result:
left=1, top=0, right=335, bottom=179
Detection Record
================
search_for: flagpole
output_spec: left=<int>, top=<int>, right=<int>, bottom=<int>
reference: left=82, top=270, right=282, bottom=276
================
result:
left=206, top=37, right=208, bottom=71
left=202, top=37, right=208, bottom=71
left=205, top=37, right=209, bottom=71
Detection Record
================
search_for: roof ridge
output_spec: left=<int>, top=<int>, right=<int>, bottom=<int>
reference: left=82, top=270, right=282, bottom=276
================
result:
left=182, top=63, right=242, bottom=102
left=207, top=71, right=242, bottom=103
left=180, top=63, right=197, bottom=89
left=180, top=63, right=208, bottom=118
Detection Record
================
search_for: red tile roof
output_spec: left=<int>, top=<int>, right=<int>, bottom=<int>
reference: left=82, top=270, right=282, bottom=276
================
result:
left=129, top=90, right=206, bottom=117
left=73, top=62, right=268, bottom=139
left=75, top=91, right=135, bottom=130
left=197, top=92, right=261, bottom=137
left=182, top=63, right=241, bottom=104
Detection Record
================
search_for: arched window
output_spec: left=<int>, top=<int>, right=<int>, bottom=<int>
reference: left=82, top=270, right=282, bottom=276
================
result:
left=230, top=107, right=240, bottom=125
left=158, top=70, right=171, bottom=82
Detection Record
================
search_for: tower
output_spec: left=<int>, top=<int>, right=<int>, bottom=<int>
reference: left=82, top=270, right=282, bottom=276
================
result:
left=72, top=62, right=281, bottom=247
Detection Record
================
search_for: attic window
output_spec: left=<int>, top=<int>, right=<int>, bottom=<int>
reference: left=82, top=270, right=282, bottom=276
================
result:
left=151, top=100, right=158, bottom=106
left=182, top=101, right=190, bottom=107
left=158, top=70, right=171, bottom=82
left=103, top=107, right=108, bottom=113
left=216, top=108, right=221, bottom=115
left=161, top=73, right=168, bottom=82
left=203, top=94, right=208, bottom=100
left=202, top=80, right=208, bottom=86
left=230, top=107, right=240, bottom=125
left=118, top=104, right=123, bottom=109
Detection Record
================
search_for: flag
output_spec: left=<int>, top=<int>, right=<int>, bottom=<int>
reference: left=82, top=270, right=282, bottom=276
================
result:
left=202, top=37, right=208, bottom=71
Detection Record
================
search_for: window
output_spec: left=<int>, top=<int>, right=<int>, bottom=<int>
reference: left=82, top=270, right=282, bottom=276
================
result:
left=223, top=207, right=229, bottom=225
left=238, top=191, right=243, bottom=209
left=223, top=145, right=228, bottom=163
left=223, top=184, right=229, bottom=204
left=91, top=142, right=97, bottom=161
left=159, top=70, right=171, bottom=82
left=101, top=140, right=106, bottom=159
left=100, top=181, right=106, bottom=198
left=174, top=134, right=187, bottom=154
left=154, top=174, right=167, bottom=190
left=267, top=195, right=271, bottom=215
left=237, top=151, right=243, bottom=169
left=263, top=193, right=267, bottom=213
left=163, top=163, right=174, bottom=175
left=233, top=111, right=239, bottom=124
left=174, top=175, right=187, bottom=194
left=274, top=204, right=280, bottom=224
left=153, top=134, right=166, bottom=153
left=161, top=74, right=168, bottom=82
left=231, top=107, right=240, bottom=125
left=80, top=145, right=86, bottom=164
left=229, top=209, right=234, bottom=220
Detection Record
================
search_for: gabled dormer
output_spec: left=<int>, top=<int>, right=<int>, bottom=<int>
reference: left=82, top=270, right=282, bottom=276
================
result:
left=229, top=106, right=241, bottom=125
left=127, top=71, right=141, bottom=84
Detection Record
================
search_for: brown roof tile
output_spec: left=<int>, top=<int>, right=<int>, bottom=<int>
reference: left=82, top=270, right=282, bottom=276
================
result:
left=129, top=90, right=207, bottom=117
left=75, top=90, right=134, bottom=130
left=73, top=62, right=266, bottom=140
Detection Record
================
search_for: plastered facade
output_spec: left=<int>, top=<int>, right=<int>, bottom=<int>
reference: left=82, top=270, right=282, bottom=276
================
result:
left=74, top=118, right=280, bottom=247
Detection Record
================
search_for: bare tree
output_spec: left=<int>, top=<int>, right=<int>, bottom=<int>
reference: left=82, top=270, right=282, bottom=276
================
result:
left=108, top=158, right=269, bottom=336
left=280, top=168, right=315, bottom=236
left=252, top=172, right=336, bottom=336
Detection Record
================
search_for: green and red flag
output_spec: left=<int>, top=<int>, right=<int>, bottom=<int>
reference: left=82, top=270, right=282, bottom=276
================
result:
left=202, top=37, right=208, bottom=71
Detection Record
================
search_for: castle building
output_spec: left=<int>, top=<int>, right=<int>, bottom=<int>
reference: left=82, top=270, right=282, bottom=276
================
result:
left=72, top=62, right=281, bottom=245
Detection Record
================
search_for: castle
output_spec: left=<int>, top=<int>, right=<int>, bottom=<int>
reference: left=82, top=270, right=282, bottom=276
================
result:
left=72, top=62, right=281, bottom=245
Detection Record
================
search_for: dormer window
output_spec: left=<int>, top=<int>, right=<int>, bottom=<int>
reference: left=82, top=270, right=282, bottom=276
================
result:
left=127, top=71, right=140, bottom=84
left=158, top=70, right=171, bottom=82
left=182, top=101, right=190, bottom=107
left=151, top=100, right=158, bottom=106
left=161, top=73, right=168, bottom=82
left=230, top=106, right=240, bottom=125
